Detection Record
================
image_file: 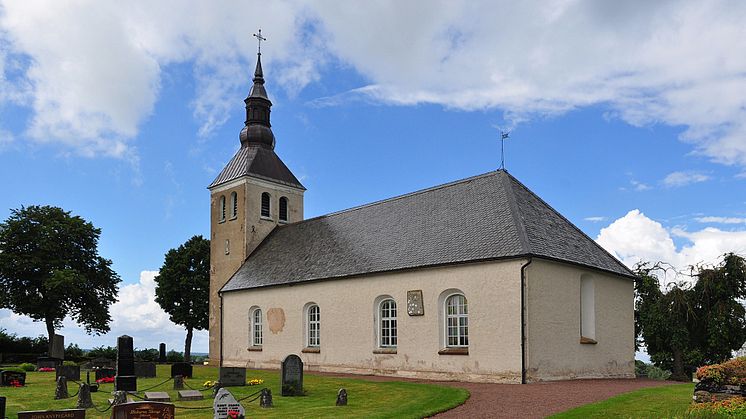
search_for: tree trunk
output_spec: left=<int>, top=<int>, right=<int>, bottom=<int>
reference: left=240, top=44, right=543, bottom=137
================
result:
left=45, top=317, right=55, bottom=356
left=672, top=347, right=687, bottom=381
left=184, top=326, right=193, bottom=363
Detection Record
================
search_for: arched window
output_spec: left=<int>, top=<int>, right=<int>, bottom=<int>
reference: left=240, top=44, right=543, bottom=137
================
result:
left=261, top=192, right=271, bottom=218
left=379, top=299, right=397, bottom=348
left=445, top=294, right=468, bottom=347
left=306, top=304, right=320, bottom=347
left=219, top=195, right=226, bottom=222
left=581, top=275, right=595, bottom=341
left=230, top=191, right=238, bottom=219
left=251, top=308, right=263, bottom=347
left=279, top=196, right=288, bottom=222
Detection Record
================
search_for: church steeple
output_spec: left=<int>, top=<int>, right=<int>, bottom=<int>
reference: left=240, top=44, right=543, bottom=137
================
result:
left=239, top=47, right=275, bottom=149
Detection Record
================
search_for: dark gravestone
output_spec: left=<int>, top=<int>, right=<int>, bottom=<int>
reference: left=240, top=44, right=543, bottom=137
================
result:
left=55, top=376, right=69, bottom=399
left=1, top=369, right=26, bottom=386
left=36, top=356, right=61, bottom=369
left=91, top=357, right=116, bottom=369
left=0, top=396, right=5, bottom=419
left=111, top=391, right=128, bottom=406
left=144, top=391, right=170, bottom=402
left=77, top=383, right=94, bottom=408
left=336, top=388, right=348, bottom=406
left=56, top=365, right=81, bottom=381
left=170, top=362, right=193, bottom=378
left=213, top=388, right=244, bottom=419
left=281, top=354, right=304, bottom=396
left=219, top=367, right=246, bottom=386
left=158, top=343, right=166, bottom=363
left=260, top=388, right=273, bottom=408
left=173, top=375, right=184, bottom=390
left=112, top=401, right=175, bottom=419
left=18, top=409, right=85, bottom=419
left=95, top=367, right=116, bottom=380
left=134, top=362, right=156, bottom=378
left=50, top=334, right=65, bottom=359
left=115, top=335, right=137, bottom=392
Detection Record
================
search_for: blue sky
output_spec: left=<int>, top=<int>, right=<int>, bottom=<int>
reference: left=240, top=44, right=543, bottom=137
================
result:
left=1, top=1, right=746, bottom=354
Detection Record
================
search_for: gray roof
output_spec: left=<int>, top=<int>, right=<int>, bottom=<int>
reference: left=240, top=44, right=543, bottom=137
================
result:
left=221, top=170, right=633, bottom=292
left=208, top=145, right=305, bottom=189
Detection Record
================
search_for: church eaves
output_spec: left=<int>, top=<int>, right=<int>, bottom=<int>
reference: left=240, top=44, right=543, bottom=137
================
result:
left=221, top=170, right=634, bottom=292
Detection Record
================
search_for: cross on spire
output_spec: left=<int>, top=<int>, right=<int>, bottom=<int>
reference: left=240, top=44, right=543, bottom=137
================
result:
left=253, top=29, right=266, bottom=55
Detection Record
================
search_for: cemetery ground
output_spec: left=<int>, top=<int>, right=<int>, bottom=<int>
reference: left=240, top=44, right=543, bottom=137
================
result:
left=1, top=364, right=468, bottom=418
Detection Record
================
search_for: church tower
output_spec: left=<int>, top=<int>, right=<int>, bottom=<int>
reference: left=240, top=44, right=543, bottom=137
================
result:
left=207, top=49, right=305, bottom=364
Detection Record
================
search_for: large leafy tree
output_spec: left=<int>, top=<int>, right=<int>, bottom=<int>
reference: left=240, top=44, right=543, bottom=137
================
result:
left=154, top=235, right=209, bottom=362
left=635, top=253, right=746, bottom=381
left=0, top=205, right=120, bottom=354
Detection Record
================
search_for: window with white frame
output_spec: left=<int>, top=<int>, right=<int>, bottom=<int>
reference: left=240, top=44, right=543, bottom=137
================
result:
left=251, top=308, right=263, bottom=346
left=219, top=195, right=226, bottom=221
left=445, top=294, right=468, bottom=347
left=279, top=196, right=288, bottom=222
left=261, top=192, right=271, bottom=218
left=230, top=191, right=238, bottom=219
left=379, top=299, right=397, bottom=348
left=307, top=304, right=320, bottom=347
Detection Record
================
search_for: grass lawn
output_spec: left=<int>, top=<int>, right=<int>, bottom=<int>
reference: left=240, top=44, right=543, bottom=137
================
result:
left=550, top=383, right=726, bottom=418
left=0, top=365, right=468, bottom=418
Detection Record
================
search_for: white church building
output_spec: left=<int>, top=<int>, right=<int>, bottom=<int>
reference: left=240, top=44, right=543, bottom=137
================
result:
left=207, top=52, right=635, bottom=383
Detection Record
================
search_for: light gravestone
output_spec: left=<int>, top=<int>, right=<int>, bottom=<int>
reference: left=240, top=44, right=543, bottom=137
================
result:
left=281, top=354, right=304, bottom=396
left=177, top=390, right=204, bottom=401
left=219, top=367, right=246, bottom=386
left=115, top=335, right=137, bottom=392
left=144, top=391, right=171, bottom=402
left=213, top=388, right=245, bottom=419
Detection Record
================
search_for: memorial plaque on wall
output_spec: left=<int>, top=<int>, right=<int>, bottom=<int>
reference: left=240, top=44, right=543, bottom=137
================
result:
left=407, top=290, right=425, bottom=316
left=112, top=401, right=175, bottom=419
left=18, top=409, right=85, bottom=419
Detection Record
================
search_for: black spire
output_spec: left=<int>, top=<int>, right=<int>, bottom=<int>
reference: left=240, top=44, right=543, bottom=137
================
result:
left=240, top=52, right=275, bottom=149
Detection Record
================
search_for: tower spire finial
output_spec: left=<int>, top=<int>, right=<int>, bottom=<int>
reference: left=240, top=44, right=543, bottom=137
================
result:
left=240, top=29, right=275, bottom=149
left=253, top=29, right=266, bottom=55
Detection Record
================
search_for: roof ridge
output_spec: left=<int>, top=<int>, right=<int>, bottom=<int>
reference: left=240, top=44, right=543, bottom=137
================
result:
left=500, top=171, right=531, bottom=253
left=283, top=170, right=503, bottom=227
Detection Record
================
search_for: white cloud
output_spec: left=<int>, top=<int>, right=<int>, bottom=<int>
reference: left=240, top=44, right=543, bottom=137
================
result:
left=584, top=216, right=607, bottom=222
left=597, top=209, right=746, bottom=284
left=695, top=216, right=746, bottom=225
left=0, top=270, right=208, bottom=352
left=1, top=1, right=746, bottom=166
left=662, top=171, right=711, bottom=187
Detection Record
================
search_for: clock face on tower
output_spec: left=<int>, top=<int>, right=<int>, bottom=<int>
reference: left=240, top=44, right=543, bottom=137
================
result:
left=407, top=290, right=424, bottom=316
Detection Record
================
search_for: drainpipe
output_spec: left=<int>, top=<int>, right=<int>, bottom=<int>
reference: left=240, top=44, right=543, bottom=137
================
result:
left=219, top=291, right=224, bottom=367
left=520, top=258, right=532, bottom=384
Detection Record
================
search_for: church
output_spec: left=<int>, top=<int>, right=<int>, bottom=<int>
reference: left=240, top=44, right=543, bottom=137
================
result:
left=207, top=51, right=635, bottom=383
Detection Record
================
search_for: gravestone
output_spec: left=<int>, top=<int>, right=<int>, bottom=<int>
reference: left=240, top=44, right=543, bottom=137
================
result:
left=260, top=388, right=273, bottom=408
left=111, top=391, right=129, bottom=406
left=56, top=364, right=81, bottom=381
left=144, top=391, right=171, bottom=402
left=55, top=376, right=69, bottom=399
left=111, top=401, right=175, bottom=419
left=95, top=367, right=116, bottom=380
left=173, top=375, right=184, bottom=390
left=213, top=388, right=245, bottom=419
left=115, top=335, right=137, bottom=392
left=1, top=369, right=26, bottom=386
left=281, top=354, right=304, bottom=396
left=77, top=383, right=94, bottom=408
left=134, top=362, right=156, bottom=378
left=219, top=366, right=246, bottom=386
left=178, top=390, right=204, bottom=401
left=170, top=362, right=193, bottom=378
left=336, top=388, right=348, bottom=406
left=17, top=409, right=85, bottom=419
left=50, top=334, right=65, bottom=359
left=0, top=396, right=5, bottom=419
left=36, top=356, right=61, bottom=369
left=158, top=343, right=166, bottom=363
left=90, top=357, right=116, bottom=369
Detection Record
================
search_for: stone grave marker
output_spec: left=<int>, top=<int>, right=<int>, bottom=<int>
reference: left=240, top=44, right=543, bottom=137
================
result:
left=260, top=388, right=273, bottom=408
left=177, top=390, right=204, bottom=401
left=213, top=388, right=245, bottom=419
left=95, top=367, right=116, bottom=381
left=144, top=391, right=171, bottom=402
left=55, top=376, right=69, bottom=399
left=111, top=401, right=175, bottom=419
left=173, top=375, right=184, bottom=390
left=336, top=388, right=348, bottom=406
left=56, top=364, right=81, bottom=381
left=170, top=362, right=193, bottom=378
left=134, top=361, right=156, bottom=378
left=18, top=409, right=85, bottom=419
left=36, top=356, right=61, bottom=369
left=281, top=354, right=304, bottom=396
left=50, top=334, right=65, bottom=359
left=115, top=335, right=137, bottom=392
left=77, top=383, right=94, bottom=408
left=0, top=396, right=5, bottom=419
left=90, top=357, right=116, bottom=369
left=219, top=366, right=246, bottom=386
left=158, top=343, right=166, bottom=363
left=1, top=369, right=26, bottom=386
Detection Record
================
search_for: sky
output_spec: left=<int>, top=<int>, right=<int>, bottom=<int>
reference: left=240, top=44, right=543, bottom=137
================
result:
left=1, top=1, right=746, bottom=356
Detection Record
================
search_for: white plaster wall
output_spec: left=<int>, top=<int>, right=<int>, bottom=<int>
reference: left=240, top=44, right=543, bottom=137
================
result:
left=525, top=259, right=635, bottom=381
left=221, top=259, right=526, bottom=383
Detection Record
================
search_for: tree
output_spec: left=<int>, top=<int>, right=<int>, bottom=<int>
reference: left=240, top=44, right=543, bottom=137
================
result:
left=154, top=235, right=209, bottom=362
left=635, top=253, right=746, bottom=381
left=0, top=206, right=120, bottom=355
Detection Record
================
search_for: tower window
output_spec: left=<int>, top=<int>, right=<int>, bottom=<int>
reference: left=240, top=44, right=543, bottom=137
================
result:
left=261, top=192, right=271, bottom=218
left=279, top=197, right=288, bottom=222
left=219, top=195, right=226, bottom=222
left=230, top=192, right=238, bottom=219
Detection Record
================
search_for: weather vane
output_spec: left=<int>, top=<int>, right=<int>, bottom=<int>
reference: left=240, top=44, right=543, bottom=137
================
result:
left=499, top=130, right=510, bottom=170
left=253, top=29, right=266, bottom=54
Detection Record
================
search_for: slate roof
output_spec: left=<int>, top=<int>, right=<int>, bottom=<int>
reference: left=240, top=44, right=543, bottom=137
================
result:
left=208, top=145, right=305, bottom=189
left=221, top=170, right=634, bottom=292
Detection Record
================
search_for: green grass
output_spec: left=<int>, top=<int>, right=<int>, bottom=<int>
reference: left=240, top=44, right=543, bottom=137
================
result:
left=550, top=383, right=734, bottom=419
left=0, top=365, right=469, bottom=418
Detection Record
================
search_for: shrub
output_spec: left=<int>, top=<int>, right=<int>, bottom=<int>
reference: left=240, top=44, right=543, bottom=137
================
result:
left=134, top=348, right=159, bottom=362
left=62, top=360, right=77, bottom=366
left=696, top=357, right=746, bottom=386
left=65, top=343, right=84, bottom=359
left=86, top=345, right=117, bottom=360
left=4, top=367, right=26, bottom=373
left=18, top=362, right=35, bottom=371
left=166, top=350, right=184, bottom=362
left=635, top=360, right=649, bottom=377
left=646, top=365, right=672, bottom=380
left=689, top=396, right=746, bottom=417
left=0, top=328, right=49, bottom=354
